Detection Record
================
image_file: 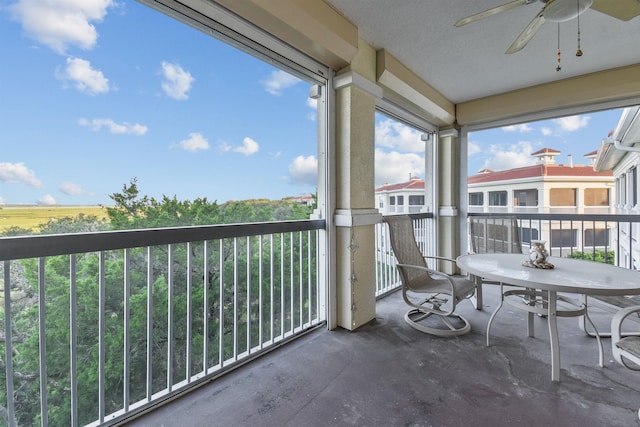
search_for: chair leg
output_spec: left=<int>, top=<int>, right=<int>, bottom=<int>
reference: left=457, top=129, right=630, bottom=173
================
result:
left=469, top=274, right=483, bottom=310
left=405, top=309, right=471, bottom=337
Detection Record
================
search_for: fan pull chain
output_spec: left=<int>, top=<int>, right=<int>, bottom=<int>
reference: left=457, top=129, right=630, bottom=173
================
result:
left=576, top=0, right=583, bottom=56
left=556, top=23, right=561, bottom=72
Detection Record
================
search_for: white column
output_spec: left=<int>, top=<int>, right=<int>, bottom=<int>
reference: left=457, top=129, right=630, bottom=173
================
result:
left=333, top=51, right=383, bottom=330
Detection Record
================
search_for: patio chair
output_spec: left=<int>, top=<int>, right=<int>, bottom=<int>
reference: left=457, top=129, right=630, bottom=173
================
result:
left=383, top=215, right=476, bottom=337
left=468, top=216, right=523, bottom=309
left=611, top=305, right=640, bottom=419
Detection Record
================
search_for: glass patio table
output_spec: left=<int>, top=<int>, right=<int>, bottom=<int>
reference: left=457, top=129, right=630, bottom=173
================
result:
left=457, top=253, right=640, bottom=381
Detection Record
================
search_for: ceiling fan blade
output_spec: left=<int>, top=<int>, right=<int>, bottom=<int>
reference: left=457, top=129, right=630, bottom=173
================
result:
left=591, top=0, right=640, bottom=21
left=505, top=12, right=546, bottom=54
left=455, top=0, right=531, bottom=27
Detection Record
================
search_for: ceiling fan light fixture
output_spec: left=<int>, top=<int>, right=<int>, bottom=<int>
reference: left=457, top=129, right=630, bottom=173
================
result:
left=544, top=0, right=594, bottom=22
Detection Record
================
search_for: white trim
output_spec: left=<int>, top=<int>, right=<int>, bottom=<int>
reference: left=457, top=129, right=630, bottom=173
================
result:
left=465, top=98, right=640, bottom=132
left=439, top=206, right=458, bottom=217
left=334, top=209, right=383, bottom=227
left=439, top=128, right=459, bottom=139
left=333, top=71, right=383, bottom=99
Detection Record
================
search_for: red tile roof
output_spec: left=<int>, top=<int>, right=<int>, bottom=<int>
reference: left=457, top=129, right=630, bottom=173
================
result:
left=468, top=164, right=612, bottom=184
left=376, top=177, right=425, bottom=191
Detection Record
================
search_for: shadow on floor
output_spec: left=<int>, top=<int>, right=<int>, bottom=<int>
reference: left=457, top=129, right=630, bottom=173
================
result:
left=126, top=285, right=640, bottom=426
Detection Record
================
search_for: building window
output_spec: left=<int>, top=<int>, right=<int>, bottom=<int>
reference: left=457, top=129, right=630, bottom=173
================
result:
left=408, top=195, right=424, bottom=213
left=514, top=189, right=538, bottom=206
left=584, top=188, right=609, bottom=206
left=469, top=192, right=484, bottom=206
left=550, top=188, right=576, bottom=206
left=584, top=228, right=610, bottom=246
left=488, top=191, right=507, bottom=206
left=520, top=227, right=540, bottom=244
left=396, top=195, right=404, bottom=213
left=550, top=229, right=578, bottom=247
left=409, top=195, right=424, bottom=206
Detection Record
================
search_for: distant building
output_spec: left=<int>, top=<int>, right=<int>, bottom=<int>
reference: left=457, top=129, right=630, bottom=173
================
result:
left=467, top=148, right=614, bottom=254
left=594, top=105, right=640, bottom=269
left=468, top=148, right=614, bottom=216
left=284, top=194, right=315, bottom=206
left=375, top=175, right=426, bottom=215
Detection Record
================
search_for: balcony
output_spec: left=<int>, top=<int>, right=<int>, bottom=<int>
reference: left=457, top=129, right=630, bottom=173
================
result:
left=129, top=284, right=640, bottom=426
left=2, top=214, right=640, bottom=425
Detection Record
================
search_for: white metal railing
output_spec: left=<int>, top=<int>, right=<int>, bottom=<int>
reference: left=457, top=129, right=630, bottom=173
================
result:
left=467, top=213, right=640, bottom=270
left=0, top=219, right=325, bottom=426
left=375, top=213, right=436, bottom=297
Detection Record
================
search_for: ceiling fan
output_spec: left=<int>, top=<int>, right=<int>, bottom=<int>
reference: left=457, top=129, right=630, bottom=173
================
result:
left=455, top=0, right=640, bottom=54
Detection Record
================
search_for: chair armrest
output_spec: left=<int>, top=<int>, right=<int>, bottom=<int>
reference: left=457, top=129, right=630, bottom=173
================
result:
left=612, top=305, right=640, bottom=344
left=423, top=255, right=457, bottom=264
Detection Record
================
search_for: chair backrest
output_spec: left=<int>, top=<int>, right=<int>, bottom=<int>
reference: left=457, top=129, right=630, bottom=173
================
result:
left=383, top=215, right=430, bottom=285
left=469, top=216, right=522, bottom=254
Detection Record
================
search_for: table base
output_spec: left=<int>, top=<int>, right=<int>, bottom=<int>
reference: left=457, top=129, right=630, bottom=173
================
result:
left=486, top=284, right=604, bottom=382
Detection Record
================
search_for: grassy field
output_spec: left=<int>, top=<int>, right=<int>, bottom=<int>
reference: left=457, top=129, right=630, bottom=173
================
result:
left=0, top=205, right=111, bottom=232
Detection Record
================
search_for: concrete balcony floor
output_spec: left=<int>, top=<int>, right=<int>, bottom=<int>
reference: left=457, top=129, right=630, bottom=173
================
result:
left=127, top=285, right=640, bottom=426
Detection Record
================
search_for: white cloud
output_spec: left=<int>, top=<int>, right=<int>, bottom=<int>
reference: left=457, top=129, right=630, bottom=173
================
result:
left=161, top=61, right=194, bottom=100
left=261, top=70, right=301, bottom=95
left=220, top=137, right=259, bottom=156
left=541, top=127, right=553, bottom=136
left=307, top=97, right=317, bottom=121
left=552, top=115, right=590, bottom=132
left=58, top=57, right=110, bottom=95
left=8, top=0, right=114, bottom=54
left=503, top=123, right=533, bottom=133
left=482, top=141, right=537, bottom=171
left=375, top=149, right=424, bottom=185
left=0, top=162, right=43, bottom=188
left=178, top=133, right=209, bottom=152
left=0, top=196, right=5, bottom=205
left=60, top=181, right=92, bottom=196
left=288, top=155, right=317, bottom=186
left=467, top=141, right=482, bottom=156
left=79, top=118, right=147, bottom=135
left=375, top=119, right=424, bottom=153
left=235, top=137, right=259, bottom=156
left=38, top=194, right=56, bottom=205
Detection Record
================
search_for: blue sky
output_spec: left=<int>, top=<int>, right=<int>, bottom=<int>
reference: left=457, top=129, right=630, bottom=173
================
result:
left=0, top=1, right=626, bottom=206
left=1, top=0, right=318, bottom=206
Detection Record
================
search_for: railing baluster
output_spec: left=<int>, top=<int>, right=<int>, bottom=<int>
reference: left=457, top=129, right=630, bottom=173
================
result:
left=146, top=247, right=153, bottom=401
left=258, top=235, right=264, bottom=349
left=289, top=233, right=295, bottom=332
left=308, top=230, right=312, bottom=326
left=203, top=241, right=209, bottom=373
left=167, top=244, right=174, bottom=391
left=246, top=236, right=251, bottom=354
left=69, top=254, right=78, bottom=427
left=123, top=249, right=130, bottom=413
left=38, top=258, right=48, bottom=427
left=233, top=237, right=238, bottom=361
left=280, top=234, right=285, bottom=338
left=186, top=242, right=192, bottom=382
left=270, top=234, right=275, bottom=343
left=98, top=251, right=106, bottom=423
left=218, top=239, right=224, bottom=368
left=3, top=261, right=16, bottom=427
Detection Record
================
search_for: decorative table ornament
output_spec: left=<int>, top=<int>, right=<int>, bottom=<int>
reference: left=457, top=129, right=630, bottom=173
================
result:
left=522, top=240, right=555, bottom=269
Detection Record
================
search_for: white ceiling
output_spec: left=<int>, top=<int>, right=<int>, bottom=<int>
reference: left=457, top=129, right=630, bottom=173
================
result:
left=324, top=0, right=640, bottom=104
